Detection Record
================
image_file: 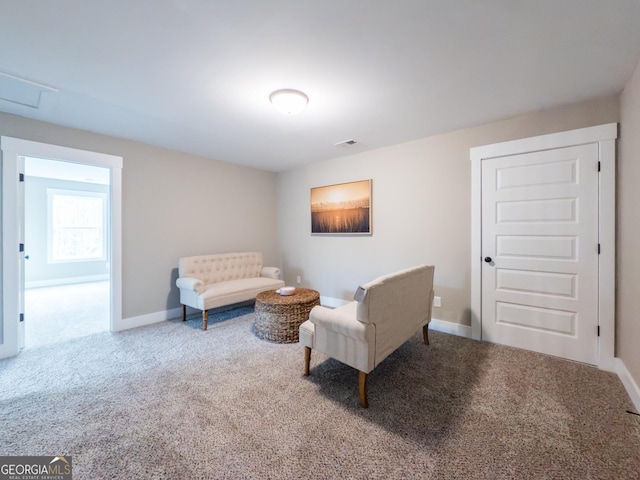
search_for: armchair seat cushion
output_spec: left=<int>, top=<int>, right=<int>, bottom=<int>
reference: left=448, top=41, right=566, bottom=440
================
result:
left=309, top=303, right=369, bottom=341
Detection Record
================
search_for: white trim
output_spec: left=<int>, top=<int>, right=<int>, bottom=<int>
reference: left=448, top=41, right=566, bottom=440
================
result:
left=470, top=123, right=618, bottom=161
left=614, top=358, right=640, bottom=413
left=110, top=162, right=123, bottom=336
left=429, top=318, right=473, bottom=338
left=470, top=123, right=618, bottom=370
left=598, top=138, right=617, bottom=371
left=0, top=137, right=122, bottom=359
left=114, top=307, right=181, bottom=332
left=470, top=149, right=482, bottom=341
left=1, top=137, right=122, bottom=168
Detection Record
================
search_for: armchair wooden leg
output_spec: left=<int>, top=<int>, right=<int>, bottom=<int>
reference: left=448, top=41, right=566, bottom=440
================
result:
left=304, top=347, right=311, bottom=376
left=182, top=305, right=186, bottom=322
left=423, top=324, right=429, bottom=345
left=202, top=310, right=208, bottom=331
left=358, top=371, right=369, bottom=408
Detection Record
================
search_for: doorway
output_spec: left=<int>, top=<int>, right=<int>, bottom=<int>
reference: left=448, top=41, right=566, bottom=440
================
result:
left=24, top=157, right=111, bottom=347
left=470, top=123, right=617, bottom=370
left=1, top=137, right=123, bottom=359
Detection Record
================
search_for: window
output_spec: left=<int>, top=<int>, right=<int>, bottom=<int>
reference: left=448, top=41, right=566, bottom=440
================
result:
left=48, top=189, right=107, bottom=262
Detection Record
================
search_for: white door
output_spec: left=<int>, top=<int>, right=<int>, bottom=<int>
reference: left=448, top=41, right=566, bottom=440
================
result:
left=481, top=144, right=599, bottom=364
left=0, top=148, right=22, bottom=357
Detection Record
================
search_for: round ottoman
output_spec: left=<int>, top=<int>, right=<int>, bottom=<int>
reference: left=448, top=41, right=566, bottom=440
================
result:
left=254, top=288, right=320, bottom=343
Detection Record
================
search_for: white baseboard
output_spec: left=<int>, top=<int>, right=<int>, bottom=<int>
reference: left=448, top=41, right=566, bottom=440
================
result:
left=114, top=301, right=257, bottom=333
left=26, top=274, right=109, bottom=289
left=320, top=296, right=349, bottom=308
left=319, top=297, right=473, bottom=339
left=114, top=307, right=181, bottom=332
left=614, top=358, right=640, bottom=413
left=429, top=318, right=473, bottom=338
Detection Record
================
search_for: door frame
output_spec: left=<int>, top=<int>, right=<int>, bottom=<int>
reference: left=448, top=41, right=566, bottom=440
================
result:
left=1, top=137, right=123, bottom=359
left=470, top=123, right=617, bottom=371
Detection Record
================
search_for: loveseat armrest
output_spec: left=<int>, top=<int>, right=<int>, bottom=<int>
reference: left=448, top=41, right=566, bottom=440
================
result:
left=260, top=266, right=281, bottom=279
left=309, top=305, right=369, bottom=342
left=176, top=276, right=203, bottom=293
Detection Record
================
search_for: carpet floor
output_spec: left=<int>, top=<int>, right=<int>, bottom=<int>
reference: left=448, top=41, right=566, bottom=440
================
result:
left=25, top=281, right=109, bottom=348
left=1, top=307, right=638, bottom=479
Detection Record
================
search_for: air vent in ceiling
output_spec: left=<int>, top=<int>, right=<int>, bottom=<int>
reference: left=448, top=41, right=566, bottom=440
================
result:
left=334, top=138, right=357, bottom=147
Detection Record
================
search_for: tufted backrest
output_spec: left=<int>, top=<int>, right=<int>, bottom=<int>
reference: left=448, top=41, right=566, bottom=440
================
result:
left=178, top=252, right=264, bottom=285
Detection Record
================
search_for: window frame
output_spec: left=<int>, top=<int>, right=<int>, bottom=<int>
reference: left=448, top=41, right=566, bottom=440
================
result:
left=47, top=188, right=108, bottom=264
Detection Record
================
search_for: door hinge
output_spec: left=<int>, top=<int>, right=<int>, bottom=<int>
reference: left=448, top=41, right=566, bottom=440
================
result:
left=19, top=243, right=24, bottom=252
left=598, top=244, right=601, bottom=255
left=597, top=325, right=600, bottom=337
left=598, top=161, right=601, bottom=172
left=19, top=173, right=25, bottom=182
left=20, top=313, right=24, bottom=323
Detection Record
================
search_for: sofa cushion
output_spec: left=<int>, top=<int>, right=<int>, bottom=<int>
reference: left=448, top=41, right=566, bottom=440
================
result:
left=196, top=276, right=283, bottom=310
left=200, top=277, right=279, bottom=300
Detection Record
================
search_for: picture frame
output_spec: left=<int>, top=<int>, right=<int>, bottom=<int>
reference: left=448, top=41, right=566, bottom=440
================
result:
left=310, top=179, right=372, bottom=235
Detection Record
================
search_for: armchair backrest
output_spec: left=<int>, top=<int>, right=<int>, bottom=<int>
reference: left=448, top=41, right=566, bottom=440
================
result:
left=178, top=252, right=263, bottom=285
left=356, top=264, right=435, bottom=367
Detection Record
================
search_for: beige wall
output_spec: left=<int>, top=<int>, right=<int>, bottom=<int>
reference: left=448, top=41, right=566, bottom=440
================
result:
left=0, top=112, right=279, bottom=320
left=619, top=61, right=640, bottom=386
left=276, top=95, right=619, bottom=327
left=2, top=90, right=632, bottom=384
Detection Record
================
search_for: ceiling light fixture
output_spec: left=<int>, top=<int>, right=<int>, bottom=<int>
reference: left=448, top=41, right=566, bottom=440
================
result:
left=269, top=89, right=309, bottom=115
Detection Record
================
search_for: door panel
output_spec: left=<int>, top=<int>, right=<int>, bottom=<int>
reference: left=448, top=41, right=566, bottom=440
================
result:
left=496, top=235, right=577, bottom=259
left=481, top=144, right=599, bottom=364
left=496, top=158, right=577, bottom=189
left=496, top=302, right=575, bottom=334
left=496, top=269, right=576, bottom=297
left=497, top=198, right=576, bottom=223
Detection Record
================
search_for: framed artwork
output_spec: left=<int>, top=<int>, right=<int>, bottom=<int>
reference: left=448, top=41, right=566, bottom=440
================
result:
left=310, top=179, right=372, bottom=234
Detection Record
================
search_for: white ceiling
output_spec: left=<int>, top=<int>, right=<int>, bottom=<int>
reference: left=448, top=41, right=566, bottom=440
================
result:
left=1, top=1, right=639, bottom=172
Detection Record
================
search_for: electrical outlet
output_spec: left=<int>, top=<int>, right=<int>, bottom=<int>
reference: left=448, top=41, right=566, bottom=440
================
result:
left=433, top=296, right=442, bottom=308
left=296, top=275, right=301, bottom=284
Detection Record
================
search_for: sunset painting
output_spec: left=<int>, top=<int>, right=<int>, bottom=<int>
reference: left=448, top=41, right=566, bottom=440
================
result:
left=310, top=179, right=372, bottom=234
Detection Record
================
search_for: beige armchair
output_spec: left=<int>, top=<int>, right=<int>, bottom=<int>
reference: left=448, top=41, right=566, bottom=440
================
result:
left=299, top=264, right=435, bottom=408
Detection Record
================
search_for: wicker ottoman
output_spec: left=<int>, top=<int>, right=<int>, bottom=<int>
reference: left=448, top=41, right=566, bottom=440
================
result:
left=254, top=288, right=320, bottom=343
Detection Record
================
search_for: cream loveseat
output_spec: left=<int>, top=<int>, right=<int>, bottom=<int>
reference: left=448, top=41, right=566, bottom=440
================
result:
left=299, top=264, right=435, bottom=407
left=176, top=252, right=284, bottom=330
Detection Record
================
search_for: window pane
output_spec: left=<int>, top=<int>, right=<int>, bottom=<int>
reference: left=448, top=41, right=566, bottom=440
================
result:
left=51, top=193, right=105, bottom=261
